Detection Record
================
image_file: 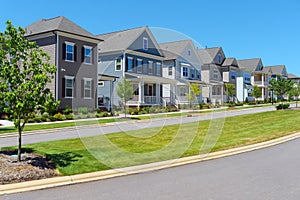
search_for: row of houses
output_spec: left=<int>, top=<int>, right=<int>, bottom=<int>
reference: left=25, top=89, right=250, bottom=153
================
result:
left=24, top=16, right=300, bottom=110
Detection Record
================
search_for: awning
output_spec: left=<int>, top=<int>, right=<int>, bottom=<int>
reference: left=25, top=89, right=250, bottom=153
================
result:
left=125, top=72, right=177, bottom=84
left=98, top=74, right=119, bottom=81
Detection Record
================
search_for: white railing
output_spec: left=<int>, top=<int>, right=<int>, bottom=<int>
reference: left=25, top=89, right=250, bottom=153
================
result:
left=144, top=96, right=157, bottom=104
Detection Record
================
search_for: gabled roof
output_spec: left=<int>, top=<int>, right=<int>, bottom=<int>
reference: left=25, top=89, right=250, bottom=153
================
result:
left=97, top=26, right=163, bottom=56
left=237, top=58, right=262, bottom=72
left=197, top=47, right=223, bottom=64
left=288, top=73, right=300, bottom=79
left=222, top=57, right=238, bottom=67
left=25, top=16, right=101, bottom=41
left=159, top=40, right=198, bottom=60
left=264, top=65, right=287, bottom=76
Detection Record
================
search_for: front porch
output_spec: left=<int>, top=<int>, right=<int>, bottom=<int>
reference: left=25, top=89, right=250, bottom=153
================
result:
left=126, top=73, right=177, bottom=107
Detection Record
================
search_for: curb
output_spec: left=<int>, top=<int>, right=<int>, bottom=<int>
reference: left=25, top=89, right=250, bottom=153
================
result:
left=1, top=131, right=300, bottom=195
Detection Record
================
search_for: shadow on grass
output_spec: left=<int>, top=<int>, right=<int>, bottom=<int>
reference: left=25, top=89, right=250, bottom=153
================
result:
left=46, top=152, right=83, bottom=167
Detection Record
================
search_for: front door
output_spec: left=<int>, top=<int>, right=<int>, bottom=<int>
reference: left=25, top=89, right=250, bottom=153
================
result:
left=148, top=84, right=153, bottom=96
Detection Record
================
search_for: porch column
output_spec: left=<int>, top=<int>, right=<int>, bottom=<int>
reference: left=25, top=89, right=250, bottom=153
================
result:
left=261, top=88, right=264, bottom=100
left=170, top=83, right=176, bottom=105
left=262, top=73, right=265, bottom=86
left=221, top=84, right=224, bottom=104
left=209, top=85, right=213, bottom=104
left=139, top=80, right=144, bottom=104
left=156, top=83, right=160, bottom=104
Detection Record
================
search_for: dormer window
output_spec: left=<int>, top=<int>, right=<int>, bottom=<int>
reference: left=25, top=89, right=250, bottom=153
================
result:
left=217, top=53, right=222, bottom=64
left=143, top=37, right=148, bottom=50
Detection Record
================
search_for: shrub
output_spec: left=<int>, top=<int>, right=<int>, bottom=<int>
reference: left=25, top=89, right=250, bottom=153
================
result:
left=276, top=103, right=290, bottom=110
left=65, top=114, right=74, bottom=120
left=245, top=97, right=249, bottom=104
left=34, top=116, right=42, bottom=123
left=63, top=106, right=73, bottom=115
left=53, top=113, right=65, bottom=121
left=77, top=107, right=89, bottom=115
left=27, top=118, right=35, bottom=123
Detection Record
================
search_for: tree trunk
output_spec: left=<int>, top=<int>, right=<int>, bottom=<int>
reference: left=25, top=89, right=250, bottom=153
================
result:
left=124, top=101, right=127, bottom=118
left=17, top=120, right=22, bottom=162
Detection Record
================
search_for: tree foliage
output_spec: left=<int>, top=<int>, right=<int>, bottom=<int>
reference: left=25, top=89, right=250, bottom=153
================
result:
left=269, top=77, right=293, bottom=101
left=186, top=83, right=201, bottom=108
left=116, top=78, right=134, bottom=117
left=226, top=83, right=235, bottom=101
left=289, top=83, right=300, bottom=107
left=251, top=85, right=262, bottom=102
left=0, top=21, right=57, bottom=161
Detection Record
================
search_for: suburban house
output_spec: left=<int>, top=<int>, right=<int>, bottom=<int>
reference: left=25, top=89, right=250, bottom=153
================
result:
left=220, top=57, right=240, bottom=101
left=25, top=16, right=102, bottom=109
left=237, top=58, right=270, bottom=101
left=197, top=47, right=225, bottom=104
left=288, top=73, right=300, bottom=84
left=159, top=40, right=203, bottom=105
left=97, top=26, right=176, bottom=109
left=264, top=65, right=288, bottom=80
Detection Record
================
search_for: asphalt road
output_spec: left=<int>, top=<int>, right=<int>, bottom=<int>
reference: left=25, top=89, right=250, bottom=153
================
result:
left=2, top=134, right=300, bottom=199
left=0, top=106, right=276, bottom=148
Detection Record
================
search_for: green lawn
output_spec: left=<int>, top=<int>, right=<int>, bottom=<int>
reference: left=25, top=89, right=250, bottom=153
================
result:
left=2, top=110, right=300, bottom=176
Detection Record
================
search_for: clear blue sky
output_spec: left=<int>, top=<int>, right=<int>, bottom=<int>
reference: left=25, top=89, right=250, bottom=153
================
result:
left=1, top=0, right=299, bottom=75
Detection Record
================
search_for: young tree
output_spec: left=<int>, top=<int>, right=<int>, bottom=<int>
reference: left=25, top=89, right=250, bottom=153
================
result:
left=269, top=78, right=293, bottom=102
left=289, top=83, right=300, bottom=107
left=0, top=21, right=57, bottom=161
left=251, top=85, right=262, bottom=103
left=226, top=83, right=235, bottom=102
left=186, top=83, right=201, bottom=109
left=116, top=78, right=134, bottom=117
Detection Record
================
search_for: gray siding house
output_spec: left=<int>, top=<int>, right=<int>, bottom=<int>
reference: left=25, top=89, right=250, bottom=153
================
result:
left=97, top=26, right=175, bottom=108
left=197, top=47, right=225, bottom=104
left=25, top=16, right=102, bottom=109
left=159, top=40, right=203, bottom=105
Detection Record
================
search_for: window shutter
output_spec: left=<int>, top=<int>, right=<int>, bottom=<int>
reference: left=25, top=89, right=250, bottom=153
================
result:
left=62, top=78, right=65, bottom=97
left=81, top=79, right=84, bottom=98
left=62, top=43, right=66, bottom=60
left=81, top=47, right=85, bottom=62
left=153, top=84, right=156, bottom=96
left=74, top=45, right=77, bottom=62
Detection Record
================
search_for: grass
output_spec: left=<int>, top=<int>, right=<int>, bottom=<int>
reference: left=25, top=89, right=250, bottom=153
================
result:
left=0, top=103, right=277, bottom=135
left=2, top=110, right=300, bottom=176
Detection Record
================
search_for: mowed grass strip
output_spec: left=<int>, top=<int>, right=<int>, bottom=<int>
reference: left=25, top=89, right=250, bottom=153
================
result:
left=2, top=110, right=300, bottom=176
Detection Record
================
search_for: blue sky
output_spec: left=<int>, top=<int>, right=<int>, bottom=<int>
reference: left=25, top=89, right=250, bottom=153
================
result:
left=1, top=0, right=299, bottom=75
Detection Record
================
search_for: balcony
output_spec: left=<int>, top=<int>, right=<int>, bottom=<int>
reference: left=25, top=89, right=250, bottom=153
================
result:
left=254, top=81, right=269, bottom=87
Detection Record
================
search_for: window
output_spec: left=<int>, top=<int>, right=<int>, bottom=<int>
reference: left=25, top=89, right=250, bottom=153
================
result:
left=231, top=70, right=236, bottom=79
left=148, top=61, right=153, bottom=74
left=182, top=67, right=189, bottom=77
left=168, top=66, right=173, bottom=76
left=180, top=87, right=187, bottom=96
left=127, top=57, right=133, bottom=72
left=188, top=49, right=191, bottom=56
left=84, top=78, right=92, bottom=99
left=115, top=58, right=122, bottom=71
left=191, top=68, right=195, bottom=78
left=98, top=81, right=104, bottom=87
left=137, top=59, right=143, bottom=73
left=217, top=53, right=222, bottom=64
left=143, top=37, right=148, bottom=50
left=65, top=76, right=74, bottom=98
left=84, top=46, right=92, bottom=64
left=65, top=42, right=75, bottom=61
left=213, top=70, right=219, bottom=79
left=156, top=62, right=161, bottom=75
left=244, top=74, right=251, bottom=82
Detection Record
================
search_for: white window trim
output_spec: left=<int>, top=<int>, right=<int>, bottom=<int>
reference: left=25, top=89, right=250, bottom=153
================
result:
left=64, top=75, right=75, bottom=99
left=148, top=61, right=153, bottom=74
left=143, top=37, right=148, bottom=50
left=115, top=58, right=122, bottom=71
left=168, top=66, right=173, bottom=76
left=127, top=57, right=133, bottom=72
left=65, top=42, right=75, bottom=62
left=98, top=81, right=105, bottom=87
left=137, top=58, right=143, bottom=73
left=84, top=78, right=93, bottom=99
left=83, top=45, right=93, bottom=65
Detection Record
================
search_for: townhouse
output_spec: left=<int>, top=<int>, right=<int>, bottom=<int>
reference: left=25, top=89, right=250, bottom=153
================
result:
left=97, top=26, right=176, bottom=109
left=25, top=16, right=102, bottom=110
left=197, top=47, right=225, bottom=104
left=23, top=16, right=296, bottom=108
left=159, top=40, right=203, bottom=105
left=237, top=58, right=270, bottom=101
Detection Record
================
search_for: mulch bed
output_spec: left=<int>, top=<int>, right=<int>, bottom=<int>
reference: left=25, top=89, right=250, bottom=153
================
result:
left=0, top=151, right=58, bottom=184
